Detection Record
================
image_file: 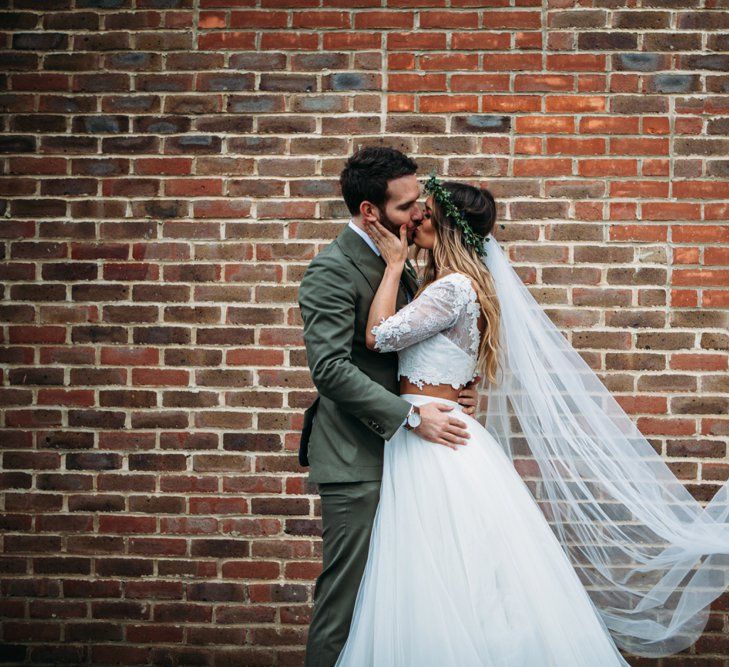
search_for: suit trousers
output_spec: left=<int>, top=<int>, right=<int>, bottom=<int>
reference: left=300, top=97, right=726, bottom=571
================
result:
left=305, top=479, right=381, bottom=667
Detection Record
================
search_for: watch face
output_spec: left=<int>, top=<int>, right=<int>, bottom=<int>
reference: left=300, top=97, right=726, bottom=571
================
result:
left=408, top=410, right=421, bottom=428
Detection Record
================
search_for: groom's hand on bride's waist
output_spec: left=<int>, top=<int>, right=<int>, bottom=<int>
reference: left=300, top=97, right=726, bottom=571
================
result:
left=458, top=375, right=481, bottom=416
left=414, top=402, right=470, bottom=451
left=457, top=379, right=480, bottom=416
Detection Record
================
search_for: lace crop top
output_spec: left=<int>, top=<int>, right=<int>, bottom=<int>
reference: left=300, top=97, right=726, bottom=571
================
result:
left=371, top=272, right=481, bottom=390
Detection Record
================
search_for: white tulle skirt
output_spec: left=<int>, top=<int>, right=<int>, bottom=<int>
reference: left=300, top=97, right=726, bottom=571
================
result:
left=335, top=394, right=633, bottom=667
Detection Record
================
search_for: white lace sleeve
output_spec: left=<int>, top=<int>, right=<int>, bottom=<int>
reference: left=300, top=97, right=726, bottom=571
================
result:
left=371, top=274, right=472, bottom=353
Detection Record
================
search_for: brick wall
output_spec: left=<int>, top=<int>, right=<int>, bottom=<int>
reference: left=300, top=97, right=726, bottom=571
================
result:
left=1, top=0, right=728, bottom=664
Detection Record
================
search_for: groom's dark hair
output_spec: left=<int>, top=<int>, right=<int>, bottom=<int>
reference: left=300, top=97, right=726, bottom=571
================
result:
left=340, top=146, right=418, bottom=216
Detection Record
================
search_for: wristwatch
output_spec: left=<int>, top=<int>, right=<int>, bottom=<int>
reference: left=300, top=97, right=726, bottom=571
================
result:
left=404, top=405, right=421, bottom=431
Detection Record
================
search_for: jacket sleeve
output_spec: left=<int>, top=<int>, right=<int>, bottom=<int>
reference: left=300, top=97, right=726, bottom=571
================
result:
left=298, top=254, right=411, bottom=440
left=371, top=275, right=467, bottom=353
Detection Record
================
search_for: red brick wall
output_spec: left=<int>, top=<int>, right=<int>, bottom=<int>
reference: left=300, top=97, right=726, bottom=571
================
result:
left=1, top=1, right=728, bottom=664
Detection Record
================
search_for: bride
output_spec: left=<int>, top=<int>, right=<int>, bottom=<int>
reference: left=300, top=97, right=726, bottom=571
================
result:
left=333, top=174, right=729, bottom=666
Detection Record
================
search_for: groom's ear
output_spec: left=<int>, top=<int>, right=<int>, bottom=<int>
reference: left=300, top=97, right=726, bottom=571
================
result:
left=360, top=200, right=380, bottom=223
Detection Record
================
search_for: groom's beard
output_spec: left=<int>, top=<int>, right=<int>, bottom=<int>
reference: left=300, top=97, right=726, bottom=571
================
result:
left=376, top=207, right=415, bottom=246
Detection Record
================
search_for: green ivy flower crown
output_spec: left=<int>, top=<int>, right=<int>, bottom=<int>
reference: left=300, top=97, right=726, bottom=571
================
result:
left=422, top=171, right=504, bottom=256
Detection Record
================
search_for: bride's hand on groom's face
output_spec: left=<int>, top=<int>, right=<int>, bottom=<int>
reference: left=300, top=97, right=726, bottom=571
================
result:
left=363, top=218, right=408, bottom=267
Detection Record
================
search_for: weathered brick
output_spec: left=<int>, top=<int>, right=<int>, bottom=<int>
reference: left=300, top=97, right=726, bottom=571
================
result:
left=2, top=7, right=728, bottom=663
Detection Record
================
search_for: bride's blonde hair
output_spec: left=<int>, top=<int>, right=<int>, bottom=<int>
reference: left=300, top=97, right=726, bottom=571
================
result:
left=414, top=181, right=502, bottom=385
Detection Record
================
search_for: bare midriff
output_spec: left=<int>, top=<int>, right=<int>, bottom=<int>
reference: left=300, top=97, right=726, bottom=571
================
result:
left=399, top=377, right=461, bottom=402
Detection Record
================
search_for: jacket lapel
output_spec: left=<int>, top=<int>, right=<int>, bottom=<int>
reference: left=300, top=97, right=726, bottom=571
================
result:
left=403, top=258, right=419, bottom=297
left=337, top=224, right=386, bottom=294
left=337, top=224, right=410, bottom=309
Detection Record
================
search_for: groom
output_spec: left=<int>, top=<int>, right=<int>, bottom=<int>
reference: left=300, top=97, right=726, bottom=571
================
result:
left=297, top=146, right=476, bottom=666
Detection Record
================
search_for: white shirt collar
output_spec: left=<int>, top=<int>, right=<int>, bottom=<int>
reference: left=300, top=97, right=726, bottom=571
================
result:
left=348, top=219, right=380, bottom=257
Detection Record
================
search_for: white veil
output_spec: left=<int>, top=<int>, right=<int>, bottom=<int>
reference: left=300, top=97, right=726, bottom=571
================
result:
left=480, top=235, right=729, bottom=658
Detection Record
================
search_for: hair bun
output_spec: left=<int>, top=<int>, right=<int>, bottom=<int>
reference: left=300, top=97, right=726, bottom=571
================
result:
left=478, top=187, right=497, bottom=231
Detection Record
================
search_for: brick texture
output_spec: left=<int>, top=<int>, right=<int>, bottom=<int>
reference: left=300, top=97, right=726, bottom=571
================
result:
left=1, top=1, right=728, bottom=664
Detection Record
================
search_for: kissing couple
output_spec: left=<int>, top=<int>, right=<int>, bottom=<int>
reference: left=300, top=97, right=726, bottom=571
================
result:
left=297, top=146, right=729, bottom=666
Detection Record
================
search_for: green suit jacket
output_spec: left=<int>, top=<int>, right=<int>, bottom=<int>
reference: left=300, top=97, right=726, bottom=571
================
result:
left=297, top=223, right=420, bottom=483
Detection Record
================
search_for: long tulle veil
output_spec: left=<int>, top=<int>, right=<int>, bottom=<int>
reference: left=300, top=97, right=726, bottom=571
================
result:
left=479, top=234, right=729, bottom=658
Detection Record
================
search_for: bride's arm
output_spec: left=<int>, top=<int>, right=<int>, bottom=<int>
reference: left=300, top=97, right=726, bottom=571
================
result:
left=365, top=264, right=405, bottom=350
left=364, top=220, right=408, bottom=349
left=367, top=277, right=464, bottom=352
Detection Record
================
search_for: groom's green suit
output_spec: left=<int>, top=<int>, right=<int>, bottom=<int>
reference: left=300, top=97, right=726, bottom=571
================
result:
left=298, top=223, right=420, bottom=666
